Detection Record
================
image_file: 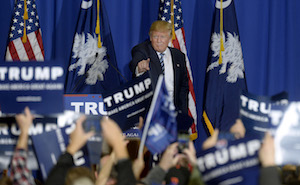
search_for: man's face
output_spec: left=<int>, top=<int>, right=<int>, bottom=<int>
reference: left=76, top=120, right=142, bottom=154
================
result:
left=150, top=30, right=171, bottom=53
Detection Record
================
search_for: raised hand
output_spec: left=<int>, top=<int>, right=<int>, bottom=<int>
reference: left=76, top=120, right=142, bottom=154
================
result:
left=66, top=115, right=95, bottom=155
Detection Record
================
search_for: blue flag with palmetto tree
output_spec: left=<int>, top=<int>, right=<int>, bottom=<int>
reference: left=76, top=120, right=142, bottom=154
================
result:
left=202, top=0, right=247, bottom=135
left=65, top=0, right=120, bottom=94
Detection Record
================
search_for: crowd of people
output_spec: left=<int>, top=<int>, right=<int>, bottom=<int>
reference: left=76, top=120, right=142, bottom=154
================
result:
left=0, top=107, right=202, bottom=185
left=0, top=107, right=299, bottom=185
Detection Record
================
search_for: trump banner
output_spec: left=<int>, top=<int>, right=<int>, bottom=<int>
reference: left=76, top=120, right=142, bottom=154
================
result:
left=269, top=102, right=300, bottom=165
left=240, top=91, right=288, bottom=140
left=197, top=137, right=261, bottom=185
left=31, top=112, right=102, bottom=180
left=102, top=72, right=153, bottom=131
left=64, top=94, right=106, bottom=115
left=0, top=117, right=57, bottom=170
left=0, top=60, right=64, bottom=115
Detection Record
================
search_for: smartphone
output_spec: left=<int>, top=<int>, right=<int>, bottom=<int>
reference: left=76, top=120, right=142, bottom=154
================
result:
left=218, top=132, right=236, bottom=141
left=177, top=131, right=190, bottom=153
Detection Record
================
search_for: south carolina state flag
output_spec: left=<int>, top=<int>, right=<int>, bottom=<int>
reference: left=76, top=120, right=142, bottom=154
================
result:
left=202, top=0, right=247, bottom=134
left=65, top=0, right=120, bottom=94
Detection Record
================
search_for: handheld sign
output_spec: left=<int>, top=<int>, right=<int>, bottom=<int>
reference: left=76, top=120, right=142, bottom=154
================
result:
left=197, top=137, right=261, bottom=185
left=31, top=111, right=102, bottom=180
left=269, top=102, right=300, bottom=165
left=0, top=117, right=57, bottom=170
left=64, top=94, right=141, bottom=142
left=240, top=91, right=288, bottom=139
left=102, top=72, right=153, bottom=131
left=138, top=75, right=177, bottom=156
left=0, top=60, right=65, bottom=115
left=64, top=94, right=106, bottom=115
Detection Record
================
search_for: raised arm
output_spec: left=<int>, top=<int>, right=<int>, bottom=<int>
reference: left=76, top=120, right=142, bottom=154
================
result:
left=11, top=107, right=35, bottom=185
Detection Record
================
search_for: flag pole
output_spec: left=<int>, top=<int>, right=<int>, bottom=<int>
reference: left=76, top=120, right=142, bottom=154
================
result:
left=170, top=0, right=176, bottom=41
left=219, top=0, right=224, bottom=64
left=96, top=0, right=102, bottom=48
left=22, top=0, right=28, bottom=43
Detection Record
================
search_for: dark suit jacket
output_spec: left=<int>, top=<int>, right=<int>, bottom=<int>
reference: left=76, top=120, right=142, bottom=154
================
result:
left=129, top=40, right=189, bottom=114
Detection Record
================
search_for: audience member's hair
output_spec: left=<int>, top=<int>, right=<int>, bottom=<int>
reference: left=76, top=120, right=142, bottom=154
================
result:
left=282, top=165, right=300, bottom=185
left=0, top=176, right=12, bottom=185
left=65, top=167, right=95, bottom=185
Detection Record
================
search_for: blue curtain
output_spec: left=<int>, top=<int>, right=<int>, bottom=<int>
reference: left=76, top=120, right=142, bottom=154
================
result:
left=1, top=0, right=300, bottom=153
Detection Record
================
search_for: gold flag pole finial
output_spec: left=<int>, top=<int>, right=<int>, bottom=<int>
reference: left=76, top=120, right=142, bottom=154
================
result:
left=219, top=0, right=225, bottom=64
left=95, top=0, right=102, bottom=48
left=22, top=0, right=28, bottom=43
left=170, top=0, right=176, bottom=41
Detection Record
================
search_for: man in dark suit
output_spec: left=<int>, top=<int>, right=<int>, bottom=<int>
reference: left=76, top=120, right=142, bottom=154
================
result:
left=129, top=20, right=189, bottom=114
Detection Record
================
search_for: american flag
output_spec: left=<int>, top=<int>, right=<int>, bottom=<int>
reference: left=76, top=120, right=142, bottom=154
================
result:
left=159, top=0, right=198, bottom=140
left=5, top=0, right=44, bottom=61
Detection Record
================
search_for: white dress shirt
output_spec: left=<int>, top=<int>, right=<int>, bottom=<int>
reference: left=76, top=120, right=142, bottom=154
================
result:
left=157, top=48, right=174, bottom=102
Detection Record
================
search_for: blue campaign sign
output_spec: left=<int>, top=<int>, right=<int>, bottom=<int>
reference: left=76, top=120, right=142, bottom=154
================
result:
left=31, top=113, right=102, bottom=180
left=123, top=127, right=141, bottom=139
left=102, top=72, right=153, bottom=131
left=139, top=75, right=177, bottom=155
left=0, top=60, right=65, bottom=115
left=197, top=137, right=261, bottom=185
left=240, top=91, right=288, bottom=140
left=269, top=102, right=300, bottom=165
left=83, top=115, right=102, bottom=164
left=0, top=111, right=102, bottom=179
left=31, top=127, right=68, bottom=180
left=0, top=116, right=58, bottom=171
left=64, top=94, right=106, bottom=115
left=0, top=130, right=39, bottom=171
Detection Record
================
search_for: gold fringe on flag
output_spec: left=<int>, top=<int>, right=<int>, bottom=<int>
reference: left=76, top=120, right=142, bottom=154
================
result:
left=95, top=0, right=102, bottom=48
left=219, top=0, right=225, bottom=64
left=203, top=111, right=214, bottom=136
left=170, top=0, right=176, bottom=41
left=22, top=0, right=28, bottom=43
